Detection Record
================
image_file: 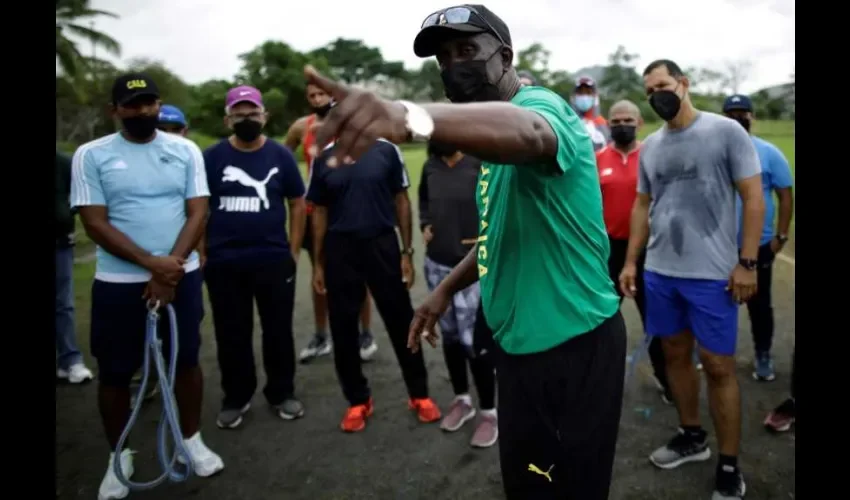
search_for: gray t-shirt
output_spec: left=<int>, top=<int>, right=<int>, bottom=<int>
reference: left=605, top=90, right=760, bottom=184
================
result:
left=638, top=112, right=761, bottom=280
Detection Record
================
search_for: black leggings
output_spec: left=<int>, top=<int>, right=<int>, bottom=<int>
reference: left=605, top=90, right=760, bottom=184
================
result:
left=442, top=340, right=496, bottom=410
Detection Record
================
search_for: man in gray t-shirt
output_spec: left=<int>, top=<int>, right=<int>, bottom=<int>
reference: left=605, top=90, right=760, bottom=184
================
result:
left=639, top=111, right=761, bottom=279
left=619, top=60, right=765, bottom=500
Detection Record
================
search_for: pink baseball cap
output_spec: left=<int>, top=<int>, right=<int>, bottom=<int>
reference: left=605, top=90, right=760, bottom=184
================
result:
left=225, top=85, right=264, bottom=109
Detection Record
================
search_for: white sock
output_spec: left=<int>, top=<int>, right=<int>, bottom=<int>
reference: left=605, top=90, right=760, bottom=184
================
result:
left=480, top=408, right=497, bottom=418
left=455, top=394, right=472, bottom=406
left=184, top=431, right=201, bottom=444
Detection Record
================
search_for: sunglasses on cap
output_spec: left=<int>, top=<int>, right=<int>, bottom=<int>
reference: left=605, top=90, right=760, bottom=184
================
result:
left=420, top=6, right=508, bottom=46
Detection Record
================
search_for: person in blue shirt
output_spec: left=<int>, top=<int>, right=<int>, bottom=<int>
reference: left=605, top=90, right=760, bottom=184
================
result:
left=723, top=94, right=795, bottom=382
left=71, top=73, right=223, bottom=500
left=128, top=103, right=195, bottom=409
left=202, top=86, right=308, bottom=430
left=308, top=139, right=441, bottom=433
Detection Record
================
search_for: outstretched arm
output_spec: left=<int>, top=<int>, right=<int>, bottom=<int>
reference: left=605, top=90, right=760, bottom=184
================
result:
left=303, top=65, right=560, bottom=168
left=422, top=102, right=558, bottom=165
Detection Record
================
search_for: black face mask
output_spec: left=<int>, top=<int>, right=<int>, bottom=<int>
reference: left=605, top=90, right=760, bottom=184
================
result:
left=441, top=51, right=503, bottom=103
left=122, top=115, right=159, bottom=141
left=610, top=125, right=637, bottom=147
left=233, top=120, right=263, bottom=142
left=649, top=90, right=682, bottom=122
left=428, top=140, right=459, bottom=158
left=312, top=102, right=333, bottom=118
left=731, top=116, right=751, bottom=132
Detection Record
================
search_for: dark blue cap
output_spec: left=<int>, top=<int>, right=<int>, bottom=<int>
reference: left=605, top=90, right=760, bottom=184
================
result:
left=723, top=94, right=753, bottom=113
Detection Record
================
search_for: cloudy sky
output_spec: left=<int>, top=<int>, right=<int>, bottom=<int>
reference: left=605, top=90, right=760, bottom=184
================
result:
left=86, top=0, right=794, bottom=93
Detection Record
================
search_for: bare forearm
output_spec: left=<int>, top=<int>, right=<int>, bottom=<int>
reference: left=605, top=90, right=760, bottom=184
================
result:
left=170, top=213, right=206, bottom=259
left=81, top=218, right=154, bottom=270
left=422, top=102, right=556, bottom=164
left=196, top=228, right=206, bottom=255
left=740, top=197, right=766, bottom=259
left=625, top=202, right=650, bottom=265
left=436, top=246, right=479, bottom=296
left=775, top=189, right=793, bottom=236
left=312, top=208, right=328, bottom=266
left=288, top=199, right=307, bottom=255
left=395, top=196, right=413, bottom=249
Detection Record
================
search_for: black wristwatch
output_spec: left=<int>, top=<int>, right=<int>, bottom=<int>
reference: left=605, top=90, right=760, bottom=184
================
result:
left=401, top=247, right=414, bottom=256
left=739, top=258, right=757, bottom=271
left=775, top=234, right=789, bottom=245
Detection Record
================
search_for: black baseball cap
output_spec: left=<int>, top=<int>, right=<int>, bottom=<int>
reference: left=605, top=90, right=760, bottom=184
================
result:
left=111, top=72, right=160, bottom=106
left=414, top=4, right=512, bottom=58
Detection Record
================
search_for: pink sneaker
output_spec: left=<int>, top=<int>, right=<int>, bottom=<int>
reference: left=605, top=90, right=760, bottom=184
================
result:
left=440, top=398, right=476, bottom=432
left=470, top=413, right=499, bottom=448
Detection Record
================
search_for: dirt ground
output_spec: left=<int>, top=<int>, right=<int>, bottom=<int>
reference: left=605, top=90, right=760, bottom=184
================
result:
left=56, top=247, right=796, bottom=500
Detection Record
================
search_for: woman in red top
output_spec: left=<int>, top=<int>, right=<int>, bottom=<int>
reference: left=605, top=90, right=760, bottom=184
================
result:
left=596, top=100, right=670, bottom=404
left=284, top=83, right=375, bottom=363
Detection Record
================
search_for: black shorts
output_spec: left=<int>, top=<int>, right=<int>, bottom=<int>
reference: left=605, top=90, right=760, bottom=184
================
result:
left=90, top=270, right=205, bottom=386
left=495, top=312, right=627, bottom=500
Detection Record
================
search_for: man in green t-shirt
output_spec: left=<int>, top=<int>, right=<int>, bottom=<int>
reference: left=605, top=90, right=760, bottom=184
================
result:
left=299, top=4, right=626, bottom=498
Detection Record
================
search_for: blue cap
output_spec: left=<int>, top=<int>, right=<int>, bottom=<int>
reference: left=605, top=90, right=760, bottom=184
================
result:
left=722, top=94, right=753, bottom=113
left=159, top=104, right=187, bottom=127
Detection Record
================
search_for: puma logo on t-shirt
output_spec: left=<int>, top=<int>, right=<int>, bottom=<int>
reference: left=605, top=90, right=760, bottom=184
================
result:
left=218, top=165, right=278, bottom=212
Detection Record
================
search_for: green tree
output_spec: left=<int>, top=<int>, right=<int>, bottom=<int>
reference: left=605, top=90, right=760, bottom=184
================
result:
left=186, top=79, right=235, bottom=139
left=513, top=42, right=573, bottom=99
left=402, top=60, right=445, bottom=101
left=515, top=42, right=552, bottom=84
left=310, top=38, right=403, bottom=84
left=236, top=41, right=330, bottom=136
left=55, top=0, right=121, bottom=80
left=56, top=58, right=120, bottom=144
left=126, top=58, right=193, bottom=112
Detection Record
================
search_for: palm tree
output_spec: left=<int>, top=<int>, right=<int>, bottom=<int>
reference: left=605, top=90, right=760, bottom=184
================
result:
left=56, top=0, right=121, bottom=79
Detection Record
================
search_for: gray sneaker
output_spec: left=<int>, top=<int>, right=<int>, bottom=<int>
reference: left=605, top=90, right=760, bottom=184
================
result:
left=216, top=403, right=251, bottom=429
left=752, top=351, right=776, bottom=381
left=649, top=429, right=711, bottom=469
left=299, top=334, right=332, bottom=363
left=275, top=398, right=305, bottom=420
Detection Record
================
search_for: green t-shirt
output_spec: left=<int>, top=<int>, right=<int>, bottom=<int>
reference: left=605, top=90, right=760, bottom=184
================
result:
left=475, top=86, right=620, bottom=355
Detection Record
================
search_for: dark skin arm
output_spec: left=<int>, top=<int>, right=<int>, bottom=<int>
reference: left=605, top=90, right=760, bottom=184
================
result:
left=78, top=206, right=186, bottom=286
left=395, top=190, right=415, bottom=288
left=395, top=191, right=412, bottom=251
left=772, top=187, right=793, bottom=249
left=423, top=102, right=558, bottom=165
left=311, top=205, right=329, bottom=294
left=169, top=197, right=209, bottom=259
left=288, top=197, right=307, bottom=257
left=302, top=66, right=559, bottom=168
left=283, top=117, right=307, bottom=151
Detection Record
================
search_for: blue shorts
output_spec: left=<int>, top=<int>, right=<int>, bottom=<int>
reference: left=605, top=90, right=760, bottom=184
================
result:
left=90, top=270, right=204, bottom=386
left=643, top=270, right=738, bottom=356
